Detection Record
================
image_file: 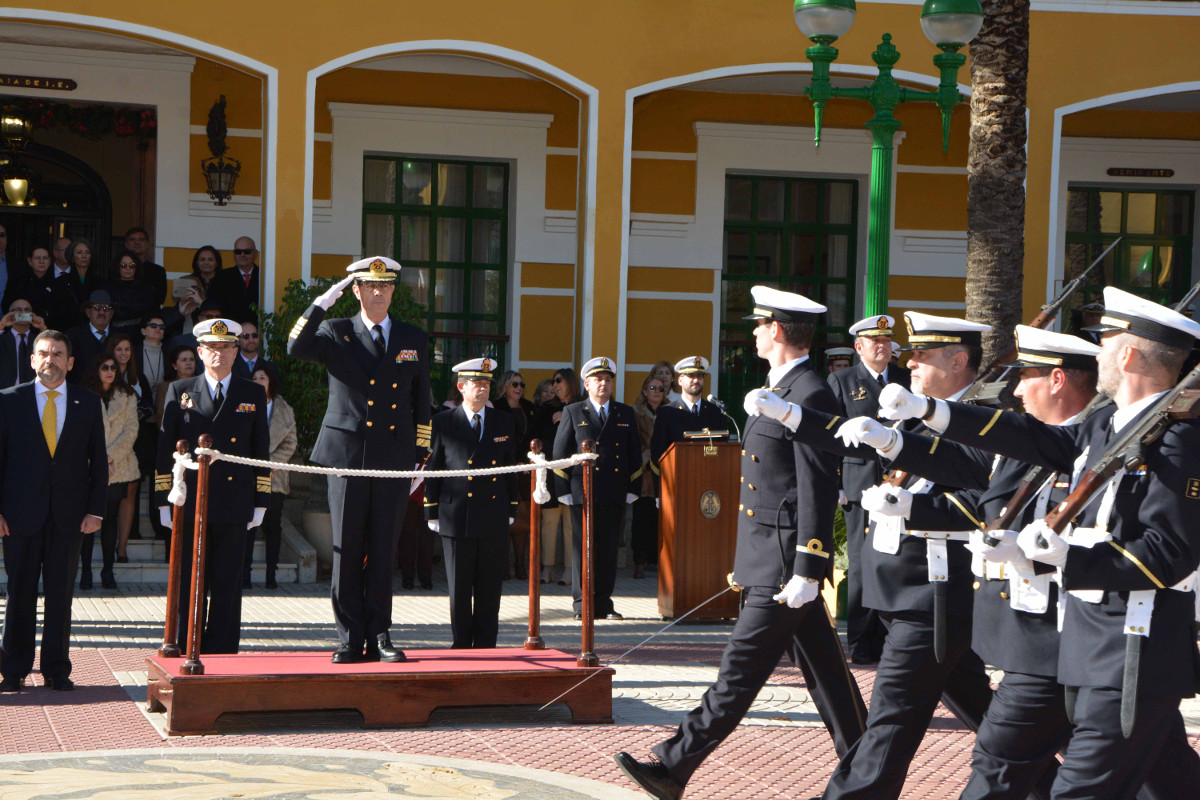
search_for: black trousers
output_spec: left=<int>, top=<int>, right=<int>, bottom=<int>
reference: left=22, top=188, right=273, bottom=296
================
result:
left=843, top=503, right=886, bottom=661
left=653, top=586, right=867, bottom=784
left=80, top=495, right=121, bottom=580
left=244, top=492, right=285, bottom=581
left=1051, top=686, right=1185, bottom=800
left=823, top=610, right=994, bottom=800
left=0, top=522, right=83, bottom=682
left=173, top=518, right=247, bottom=654
left=397, top=496, right=434, bottom=584
left=327, top=474, right=409, bottom=646
left=569, top=501, right=625, bottom=616
left=630, top=496, right=658, bottom=566
left=440, top=534, right=506, bottom=648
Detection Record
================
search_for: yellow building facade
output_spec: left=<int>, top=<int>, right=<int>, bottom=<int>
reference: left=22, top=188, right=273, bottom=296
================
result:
left=2, top=1, right=1198, bottom=402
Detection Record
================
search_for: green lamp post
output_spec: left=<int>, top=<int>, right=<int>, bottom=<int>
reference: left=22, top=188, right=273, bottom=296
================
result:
left=792, top=0, right=984, bottom=317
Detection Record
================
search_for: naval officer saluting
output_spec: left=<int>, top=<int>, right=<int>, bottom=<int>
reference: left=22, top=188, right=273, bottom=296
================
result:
left=155, top=318, right=270, bottom=654
left=288, top=256, right=432, bottom=664
left=424, top=357, right=519, bottom=649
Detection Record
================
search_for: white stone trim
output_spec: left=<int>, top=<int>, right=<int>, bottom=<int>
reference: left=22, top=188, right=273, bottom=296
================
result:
left=328, top=103, right=553, bottom=129
left=632, top=150, right=697, bottom=161
left=0, top=40, right=195, bottom=72
left=547, top=146, right=579, bottom=156
left=188, top=193, right=262, bottom=219
left=896, top=164, right=968, bottom=175
left=891, top=230, right=967, bottom=278
left=190, top=126, right=263, bottom=139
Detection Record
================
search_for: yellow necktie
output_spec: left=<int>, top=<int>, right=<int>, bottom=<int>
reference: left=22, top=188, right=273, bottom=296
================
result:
left=43, top=389, right=58, bottom=457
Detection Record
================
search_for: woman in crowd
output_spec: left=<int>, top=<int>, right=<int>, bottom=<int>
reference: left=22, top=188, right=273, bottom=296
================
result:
left=631, top=373, right=666, bottom=578
left=651, top=360, right=680, bottom=403
left=243, top=366, right=297, bottom=589
left=107, top=333, right=152, bottom=558
left=162, top=246, right=220, bottom=339
left=534, top=366, right=579, bottom=585
left=79, top=352, right=140, bottom=590
left=534, top=378, right=556, bottom=406
left=107, top=251, right=159, bottom=339
left=3, top=246, right=53, bottom=319
left=67, top=238, right=106, bottom=297
left=495, top=369, right=537, bottom=581
left=155, top=345, right=197, bottom=424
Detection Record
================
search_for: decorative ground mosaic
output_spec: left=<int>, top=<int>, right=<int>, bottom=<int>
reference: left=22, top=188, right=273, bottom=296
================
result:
left=0, top=748, right=642, bottom=799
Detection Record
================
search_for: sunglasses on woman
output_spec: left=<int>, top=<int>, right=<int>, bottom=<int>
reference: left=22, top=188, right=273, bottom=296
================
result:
left=510, top=381, right=525, bottom=388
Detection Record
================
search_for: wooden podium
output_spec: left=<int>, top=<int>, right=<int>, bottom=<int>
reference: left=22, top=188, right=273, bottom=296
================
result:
left=658, top=440, right=740, bottom=620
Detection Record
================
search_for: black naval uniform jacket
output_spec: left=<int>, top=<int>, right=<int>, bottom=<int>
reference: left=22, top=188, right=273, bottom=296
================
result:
left=154, top=376, right=271, bottom=523
left=424, top=407, right=519, bottom=536
left=286, top=307, right=432, bottom=467
left=829, top=362, right=910, bottom=502
left=552, top=399, right=641, bottom=504
left=789, top=407, right=993, bottom=615
left=733, top=359, right=842, bottom=588
left=649, top=398, right=728, bottom=470
left=936, top=400, right=1200, bottom=698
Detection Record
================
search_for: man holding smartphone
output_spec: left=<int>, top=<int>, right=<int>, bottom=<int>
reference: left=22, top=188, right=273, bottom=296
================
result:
left=0, top=298, right=44, bottom=389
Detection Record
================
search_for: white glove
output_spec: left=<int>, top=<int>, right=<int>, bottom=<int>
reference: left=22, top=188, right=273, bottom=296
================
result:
left=655, top=497, right=660, bottom=509
left=772, top=575, right=820, bottom=608
left=878, top=383, right=929, bottom=421
left=835, top=417, right=896, bottom=451
left=247, top=507, right=266, bottom=530
left=1017, top=520, right=1070, bottom=568
left=838, top=490, right=849, bottom=507
left=159, top=507, right=173, bottom=528
left=968, top=529, right=1022, bottom=564
left=860, top=484, right=912, bottom=517
left=557, top=495, right=573, bottom=506
left=508, top=517, right=515, bottom=525
left=314, top=275, right=355, bottom=310
left=625, top=493, right=637, bottom=504
left=428, top=520, right=441, bottom=533
left=743, top=388, right=800, bottom=431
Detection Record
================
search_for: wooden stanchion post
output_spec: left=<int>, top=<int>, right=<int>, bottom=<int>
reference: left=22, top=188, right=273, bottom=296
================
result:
left=158, top=440, right=190, bottom=658
left=525, top=440, right=546, bottom=650
left=180, top=434, right=212, bottom=675
left=578, top=440, right=598, bottom=667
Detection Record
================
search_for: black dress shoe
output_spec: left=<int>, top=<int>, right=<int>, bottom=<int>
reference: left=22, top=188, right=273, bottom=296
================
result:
left=574, top=613, right=583, bottom=621
left=116, top=554, right=129, bottom=563
left=613, top=752, right=684, bottom=800
left=331, top=643, right=364, bottom=664
left=265, top=576, right=278, bottom=590
left=420, top=581, right=433, bottom=590
left=605, top=611, right=624, bottom=621
left=79, top=573, right=92, bottom=590
left=366, top=634, right=407, bottom=663
left=0, top=676, right=21, bottom=693
left=401, top=578, right=414, bottom=590
left=101, top=571, right=117, bottom=590
left=43, top=676, right=74, bottom=691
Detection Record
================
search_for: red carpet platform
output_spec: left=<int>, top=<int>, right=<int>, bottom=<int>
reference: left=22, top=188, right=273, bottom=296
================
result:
left=146, top=648, right=613, bottom=735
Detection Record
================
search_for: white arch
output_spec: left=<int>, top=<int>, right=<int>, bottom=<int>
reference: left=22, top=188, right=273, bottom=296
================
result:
left=303, top=41, right=599, bottom=359
left=0, top=8, right=279, bottom=311
left=618, top=62, right=971, bottom=395
left=1045, top=81, right=1200, bottom=306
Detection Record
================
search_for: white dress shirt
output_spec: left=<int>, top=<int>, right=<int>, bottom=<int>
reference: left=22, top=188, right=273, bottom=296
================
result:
left=360, top=311, right=392, bottom=347
left=203, top=372, right=232, bottom=404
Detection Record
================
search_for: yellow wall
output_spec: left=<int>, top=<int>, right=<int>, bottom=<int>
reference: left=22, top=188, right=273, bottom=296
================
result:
left=189, top=58, right=264, bottom=196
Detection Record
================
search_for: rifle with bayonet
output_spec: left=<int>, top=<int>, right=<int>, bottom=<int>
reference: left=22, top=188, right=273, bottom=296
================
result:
left=959, top=238, right=1122, bottom=408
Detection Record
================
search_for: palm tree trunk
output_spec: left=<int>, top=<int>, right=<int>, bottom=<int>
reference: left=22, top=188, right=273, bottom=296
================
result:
left=966, top=0, right=1030, bottom=365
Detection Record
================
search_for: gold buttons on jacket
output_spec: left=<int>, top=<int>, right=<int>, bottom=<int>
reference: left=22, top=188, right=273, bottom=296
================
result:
left=746, top=509, right=754, bottom=517
left=739, top=504, right=744, bottom=510
left=366, top=421, right=373, bottom=427
left=392, top=404, right=397, bottom=409
left=467, top=460, right=473, bottom=465
left=468, top=476, right=473, bottom=481
left=389, top=425, right=395, bottom=430
left=370, top=380, right=375, bottom=385
left=368, top=400, right=374, bottom=406
left=468, top=492, right=473, bottom=497
left=227, top=476, right=233, bottom=481
left=751, top=455, right=759, bottom=462
left=748, top=484, right=755, bottom=491
left=973, top=581, right=980, bottom=590
left=392, top=383, right=398, bottom=389
left=1000, top=591, right=1009, bottom=600
left=230, top=437, right=236, bottom=443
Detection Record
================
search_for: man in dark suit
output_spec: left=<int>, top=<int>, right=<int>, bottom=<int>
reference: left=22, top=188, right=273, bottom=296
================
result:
left=615, top=286, right=867, bottom=800
left=552, top=356, right=641, bottom=621
left=649, top=355, right=727, bottom=471
left=288, top=255, right=432, bottom=664
left=0, top=330, right=107, bottom=693
left=65, top=290, right=114, bottom=384
left=155, top=318, right=270, bottom=654
left=208, top=236, right=260, bottom=325
left=0, top=298, right=42, bottom=389
left=829, top=314, right=910, bottom=664
left=424, top=357, right=519, bottom=648
left=231, top=319, right=274, bottom=380
left=124, top=227, right=167, bottom=307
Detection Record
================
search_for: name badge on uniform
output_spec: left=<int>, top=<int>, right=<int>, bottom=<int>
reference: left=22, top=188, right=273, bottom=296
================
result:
left=396, top=349, right=419, bottom=363
left=236, top=402, right=256, bottom=413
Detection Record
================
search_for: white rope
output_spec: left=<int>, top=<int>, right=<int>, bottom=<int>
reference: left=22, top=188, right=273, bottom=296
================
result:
left=192, top=446, right=595, bottom=480
left=527, top=450, right=554, bottom=505
left=168, top=450, right=199, bottom=507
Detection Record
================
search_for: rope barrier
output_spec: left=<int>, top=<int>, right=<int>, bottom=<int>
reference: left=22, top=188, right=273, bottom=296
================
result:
left=191, top=446, right=595, bottom=481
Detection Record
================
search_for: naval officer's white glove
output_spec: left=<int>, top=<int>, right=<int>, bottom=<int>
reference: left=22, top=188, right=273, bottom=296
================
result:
left=743, top=388, right=800, bottom=432
left=1017, top=520, right=1070, bottom=568
left=773, top=575, right=819, bottom=608
left=878, top=384, right=930, bottom=422
left=835, top=417, right=897, bottom=452
left=159, top=506, right=173, bottom=529
left=428, top=520, right=440, bottom=533
left=314, top=275, right=355, bottom=310
left=247, top=507, right=266, bottom=530
left=860, top=484, right=912, bottom=517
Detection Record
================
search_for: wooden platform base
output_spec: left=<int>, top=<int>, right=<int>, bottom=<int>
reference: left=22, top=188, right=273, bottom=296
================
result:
left=145, top=648, right=613, bottom=736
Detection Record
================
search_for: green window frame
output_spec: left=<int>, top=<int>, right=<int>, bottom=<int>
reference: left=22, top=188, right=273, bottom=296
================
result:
left=362, top=156, right=510, bottom=401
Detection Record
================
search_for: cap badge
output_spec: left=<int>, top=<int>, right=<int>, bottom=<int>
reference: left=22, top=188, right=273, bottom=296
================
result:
left=600, top=358, right=610, bottom=370
left=211, top=321, right=228, bottom=336
left=369, top=259, right=387, bottom=275
left=693, top=357, right=703, bottom=368
left=905, top=317, right=914, bottom=336
left=481, top=357, right=492, bottom=372
left=877, top=317, right=888, bottom=329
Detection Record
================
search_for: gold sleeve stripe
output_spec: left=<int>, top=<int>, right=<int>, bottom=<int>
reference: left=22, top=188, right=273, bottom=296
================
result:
left=978, top=409, right=1003, bottom=437
left=1106, top=541, right=1166, bottom=589
left=416, top=436, right=431, bottom=448
left=288, top=317, right=307, bottom=339
left=825, top=415, right=842, bottom=430
left=553, top=468, right=570, bottom=479
left=423, top=501, right=438, bottom=507
left=944, top=493, right=985, bottom=530
left=928, top=436, right=940, bottom=455
left=796, top=538, right=830, bottom=559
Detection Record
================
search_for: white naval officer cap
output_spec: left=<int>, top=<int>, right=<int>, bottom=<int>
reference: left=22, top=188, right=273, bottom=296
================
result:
left=582, top=356, right=616, bottom=379
left=452, top=357, right=497, bottom=381
left=1084, top=286, right=1200, bottom=349
left=743, top=285, right=826, bottom=322
left=825, top=347, right=855, bottom=360
left=901, top=311, right=991, bottom=351
left=1081, top=301, right=1105, bottom=313
left=1002, top=325, right=1100, bottom=371
left=675, top=356, right=710, bottom=375
left=891, top=341, right=902, bottom=357
left=848, top=314, right=896, bottom=338
left=347, top=255, right=400, bottom=282
left=193, top=317, right=241, bottom=344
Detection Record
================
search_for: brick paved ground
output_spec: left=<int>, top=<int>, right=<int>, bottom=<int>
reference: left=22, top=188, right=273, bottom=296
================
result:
left=1, top=570, right=1197, bottom=798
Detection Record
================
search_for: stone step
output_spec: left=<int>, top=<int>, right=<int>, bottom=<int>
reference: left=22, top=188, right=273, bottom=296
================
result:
left=1, top=563, right=298, bottom=590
